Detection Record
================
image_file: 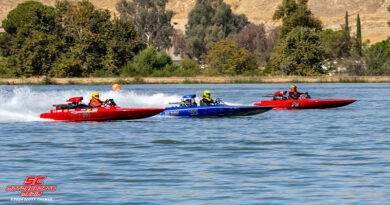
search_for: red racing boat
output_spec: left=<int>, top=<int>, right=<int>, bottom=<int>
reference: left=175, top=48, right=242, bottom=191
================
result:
left=253, top=91, right=357, bottom=109
left=40, top=97, right=165, bottom=121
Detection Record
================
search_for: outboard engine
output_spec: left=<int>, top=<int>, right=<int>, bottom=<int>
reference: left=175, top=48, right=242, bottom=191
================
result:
left=169, top=94, right=197, bottom=107
left=301, top=92, right=311, bottom=99
left=53, top=97, right=84, bottom=109
left=104, top=99, right=117, bottom=107
left=180, top=94, right=197, bottom=107
left=273, top=91, right=287, bottom=100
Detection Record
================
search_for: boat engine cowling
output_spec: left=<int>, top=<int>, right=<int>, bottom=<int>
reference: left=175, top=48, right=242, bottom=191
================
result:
left=273, top=91, right=287, bottom=100
left=53, top=97, right=84, bottom=109
left=180, top=94, right=197, bottom=107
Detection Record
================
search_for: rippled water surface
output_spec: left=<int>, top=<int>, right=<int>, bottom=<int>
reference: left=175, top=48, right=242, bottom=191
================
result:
left=0, top=83, right=389, bottom=204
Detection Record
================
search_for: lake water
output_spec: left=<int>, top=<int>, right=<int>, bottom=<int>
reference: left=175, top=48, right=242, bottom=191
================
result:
left=0, top=83, right=389, bottom=204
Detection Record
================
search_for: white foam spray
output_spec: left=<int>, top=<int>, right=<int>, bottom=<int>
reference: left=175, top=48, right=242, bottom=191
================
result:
left=0, top=86, right=181, bottom=122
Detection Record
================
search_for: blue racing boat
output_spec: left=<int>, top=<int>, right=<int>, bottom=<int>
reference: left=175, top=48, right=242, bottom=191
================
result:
left=161, top=95, right=274, bottom=117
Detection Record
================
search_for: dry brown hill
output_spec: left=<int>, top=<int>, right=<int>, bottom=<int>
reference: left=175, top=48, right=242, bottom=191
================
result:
left=1, top=0, right=390, bottom=43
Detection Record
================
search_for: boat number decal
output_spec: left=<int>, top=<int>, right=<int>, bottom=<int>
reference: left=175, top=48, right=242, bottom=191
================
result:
left=169, top=111, right=179, bottom=116
left=291, top=102, right=300, bottom=108
left=190, top=109, right=198, bottom=116
left=80, top=112, right=91, bottom=118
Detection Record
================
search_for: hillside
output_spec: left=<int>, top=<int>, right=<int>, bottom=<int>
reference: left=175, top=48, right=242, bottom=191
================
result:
left=1, top=0, right=390, bottom=43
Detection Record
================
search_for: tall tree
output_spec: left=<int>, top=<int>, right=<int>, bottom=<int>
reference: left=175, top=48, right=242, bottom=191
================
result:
left=55, top=0, right=112, bottom=76
left=355, top=13, right=362, bottom=56
left=116, top=0, right=174, bottom=51
left=273, top=0, right=322, bottom=39
left=186, top=0, right=249, bottom=60
left=344, top=11, right=350, bottom=36
left=341, top=11, right=352, bottom=56
left=265, top=27, right=326, bottom=76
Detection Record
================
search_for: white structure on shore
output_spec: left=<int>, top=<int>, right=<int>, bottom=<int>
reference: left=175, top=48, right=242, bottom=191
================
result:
left=0, top=21, right=4, bottom=33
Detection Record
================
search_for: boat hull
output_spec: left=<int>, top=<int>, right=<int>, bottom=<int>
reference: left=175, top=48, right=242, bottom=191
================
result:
left=161, top=105, right=274, bottom=117
left=40, top=107, right=165, bottom=121
left=254, top=99, right=357, bottom=109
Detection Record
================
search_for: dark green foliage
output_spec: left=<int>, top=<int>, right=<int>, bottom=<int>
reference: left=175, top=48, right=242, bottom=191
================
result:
left=120, top=46, right=200, bottom=77
left=0, top=1, right=61, bottom=77
left=273, top=0, right=322, bottom=39
left=355, top=14, right=362, bottom=56
left=0, top=0, right=144, bottom=77
left=320, top=29, right=351, bottom=59
left=340, top=11, right=352, bottom=57
left=0, top=55, right=14, bottom=77
left=116, top=0, right=174, bottom=51
left=344, top=11, right=350, bottom=37
left=363, top=39, right=390, bottom=75
left=121, top=46, right=172, bottom=76
left=186, top=0, right=249, bottom=60
left=2, top=1, right=59, bottom=35
left=265, top=0, right=326, bottom=76
left=205, top=38, right=258, bottom=75
left=179, top=58, right=201, bottom=74
left=102, top=19, right=145, bottom=75
left=339, top=39, right=390, bottom=76
left=265, top=27, right=325, bottom=76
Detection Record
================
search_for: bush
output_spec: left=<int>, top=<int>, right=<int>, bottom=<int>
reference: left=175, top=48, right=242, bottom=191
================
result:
left=179, top=58, right=201, bottom=74
left=120, top=46, right=177, bottom=76
left=0, top=55, right=15, bottom=78
left=205, top=38, right=258, bottom=76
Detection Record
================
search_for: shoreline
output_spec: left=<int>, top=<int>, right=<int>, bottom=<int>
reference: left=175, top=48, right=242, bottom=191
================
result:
left=1, top=76, right=390, bottom=85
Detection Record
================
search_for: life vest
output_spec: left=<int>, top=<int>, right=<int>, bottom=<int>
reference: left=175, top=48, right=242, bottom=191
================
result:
left=288, top=90, right=300, bottom=100
left=200, top=96, right=214, bottom=106
left=89, top=98, right=103, bottom=107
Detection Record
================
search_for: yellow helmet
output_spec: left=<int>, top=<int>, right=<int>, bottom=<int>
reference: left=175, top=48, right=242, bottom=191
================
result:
left=290, top=85, right=297, bottom=90
left=92, top=91, right=99, bottom=99
left=203, top=90, right=211, bottom=97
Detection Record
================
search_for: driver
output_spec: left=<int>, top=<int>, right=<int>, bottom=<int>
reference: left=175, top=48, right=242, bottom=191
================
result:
left=200, top=90, right=216, bottom=106
left=89, top=91, right=105, bottom=108
left=288, top=85, right=303, bottom=100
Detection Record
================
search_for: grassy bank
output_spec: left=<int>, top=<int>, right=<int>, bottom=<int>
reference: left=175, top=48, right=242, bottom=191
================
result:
left=1, top=76, right=390, bottom=85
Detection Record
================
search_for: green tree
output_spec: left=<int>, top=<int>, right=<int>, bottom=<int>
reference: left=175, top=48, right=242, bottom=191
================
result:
left=354, top=13, right=362, bottom=56
left=102, top=19, right=145, bottom=75
left=55, top=0, right=112, bottom=76
left=116, top=0, right=174, bottom=51
left=205, top=38, right=258, bottom=75
left=344, top=11, right=350, bottom=36
left=186, top=0, right=249, bottom=60
left=1, top=0, right=145, bottom=77
left=265, top=27, right=326, bottom=76
left=363, top=38, right=390, bottom=75
left=121, top=46, right=173, bottom=76
left=273, top=0, right=322, bottom=39
left=320, top=29, right=350, bottom=59
left=2, top=1, right=59, bottom=35
left=54, top=0, right=144, bottom=77
left=340, top=11, right=352, bottom=57
left=0, top=1, right=61, bottom=76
